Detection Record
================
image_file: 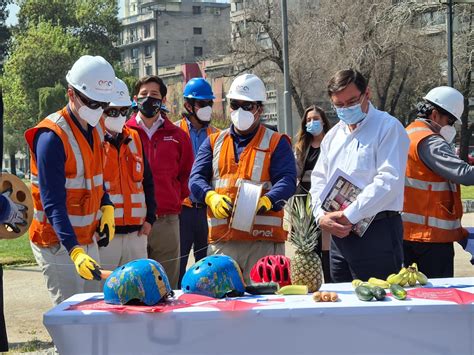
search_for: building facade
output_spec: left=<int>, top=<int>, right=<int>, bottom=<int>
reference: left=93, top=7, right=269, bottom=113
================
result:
left=119, top=0, right=231, bottom=77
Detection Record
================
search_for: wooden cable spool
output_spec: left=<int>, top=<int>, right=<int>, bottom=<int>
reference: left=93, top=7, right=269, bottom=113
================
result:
left=0, top=173, right=33, bottom=239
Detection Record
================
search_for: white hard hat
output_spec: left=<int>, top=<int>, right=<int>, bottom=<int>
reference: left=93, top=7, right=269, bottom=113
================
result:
left=424, top=86, right=464, bottom=122
left=109, top=78, right=132, bottom=107
left=227, top=74, right=266, bottom=102
left=66, top=55, right=116, bottom=103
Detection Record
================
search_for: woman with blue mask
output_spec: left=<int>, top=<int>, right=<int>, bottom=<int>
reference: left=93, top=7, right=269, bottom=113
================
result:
left=294, top=105, right=332, bottom=283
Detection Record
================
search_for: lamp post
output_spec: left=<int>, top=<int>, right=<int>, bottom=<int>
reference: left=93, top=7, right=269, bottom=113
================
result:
left=439, top=0, right=474, bottom=87
left=281, top=0, right=293, bottom=137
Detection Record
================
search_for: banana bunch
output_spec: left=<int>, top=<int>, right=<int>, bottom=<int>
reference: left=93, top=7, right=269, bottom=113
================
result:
left=275, top=285, right=308, bottom=295
left=352, top=278, right=391, bottom=289
left=386, top=263, right=428, bottom=287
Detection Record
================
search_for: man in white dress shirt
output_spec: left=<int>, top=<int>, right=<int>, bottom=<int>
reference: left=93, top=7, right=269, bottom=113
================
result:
left=310, top=69, right=410, bottom=282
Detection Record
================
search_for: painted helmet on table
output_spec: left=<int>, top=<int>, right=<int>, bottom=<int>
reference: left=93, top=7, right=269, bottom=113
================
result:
left=104, top=259, right=173, bottom=305
left=181, top=255, right=246, bottom=298
left=250, top=255, right=291, bottom=287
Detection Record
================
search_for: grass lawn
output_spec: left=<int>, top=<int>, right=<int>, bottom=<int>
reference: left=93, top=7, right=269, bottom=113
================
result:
left=0, top=234, right=36, bottom=265
left=461, top=185, right=474, bottom=200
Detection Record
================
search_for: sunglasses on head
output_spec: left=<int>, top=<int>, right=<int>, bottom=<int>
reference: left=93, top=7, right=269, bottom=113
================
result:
left=74, top=90, right=109, bottom=110
left=230, top=100, right=257, bottom=111
left=104, top=107, right=130, bottom=117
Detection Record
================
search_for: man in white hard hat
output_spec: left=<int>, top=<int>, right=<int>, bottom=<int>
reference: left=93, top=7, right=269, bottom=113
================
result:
left=189, top=73, right=297, bottom=283
left=99, top=78, right=156, bottom=270
left=24, top=55, right=116, bottom=305
left=403, top=86, right=474, bottom=278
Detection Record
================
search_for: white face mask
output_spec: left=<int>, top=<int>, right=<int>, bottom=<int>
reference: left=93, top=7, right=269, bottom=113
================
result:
left=105, top=115, right=126, bottom=133
left=231, top=108, right=255, bottom=131
left=196, top=106, right=212, bottom=122
left=440, top=125, right=456, bottom=143
left=78, top=105, right=103, bottom=127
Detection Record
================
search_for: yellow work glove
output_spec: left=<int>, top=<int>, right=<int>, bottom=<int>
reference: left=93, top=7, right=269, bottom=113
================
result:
left=257, top=196, right=272, bottom=214
left=70, top=247, right=102, bottom=281
left=205, top=191, right=233, bottom=219
left=98, top=205, right=115, bottom=247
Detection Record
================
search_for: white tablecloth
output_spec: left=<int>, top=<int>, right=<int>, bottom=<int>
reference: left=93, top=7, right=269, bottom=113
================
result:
left=43, top=277, right=474, bottom=355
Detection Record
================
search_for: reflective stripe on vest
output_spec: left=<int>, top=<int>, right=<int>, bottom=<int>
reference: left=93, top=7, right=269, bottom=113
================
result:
left=402, top=212, right=462, bottom=230
left=49, top=113, right=103, bottom=191
left=207, top=125, right=287, bottom=243
left=403, top=120, right=466, bottom=243
left=211, top=129, right=274, bottom=188
left=251, top=128, right=273, bottom=181
left=208, top=215, right=282, bottom=228
left=405, top=177, right=456, bottom=192
left=406, top=127, right=432, bottom=135
left=102, top=128, right=147, bottom=226
left=33, top=209, right=100, bottom=227
left=212, top=129, right=228, bottom=184
left=212, top=177, right=273, bottom=190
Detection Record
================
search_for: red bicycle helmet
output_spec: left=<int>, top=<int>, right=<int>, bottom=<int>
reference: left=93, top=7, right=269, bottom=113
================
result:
left=250, top=255, right=291, bottom=287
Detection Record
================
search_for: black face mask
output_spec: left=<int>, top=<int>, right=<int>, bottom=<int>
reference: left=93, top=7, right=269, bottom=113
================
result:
left=137, top=97, right=162, bottom=118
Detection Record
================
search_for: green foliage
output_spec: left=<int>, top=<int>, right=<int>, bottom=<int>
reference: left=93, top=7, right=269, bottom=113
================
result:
left=0, top=234, right=36, bottom=265
left=461, top=186, right=474, bottom=200
left=38, top=83, right=68, bottom=120
left=17, top=0, right=121, bottom=61
left=2, top=22, right=81, bottom=150
left=0, top=0, right=12, bottom=70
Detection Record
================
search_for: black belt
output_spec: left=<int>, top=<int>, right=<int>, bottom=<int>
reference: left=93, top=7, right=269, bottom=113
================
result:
left=373, top=210, right=400, bottom=221
left=190, top=202, right=206, bottom=209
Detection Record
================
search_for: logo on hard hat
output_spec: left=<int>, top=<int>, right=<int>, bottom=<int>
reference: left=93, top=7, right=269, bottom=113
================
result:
left=118, top=90, right=125, bottom=97
left=96, top=80, right=113, bottom=91
left=236, top=85, right=249, bottom=93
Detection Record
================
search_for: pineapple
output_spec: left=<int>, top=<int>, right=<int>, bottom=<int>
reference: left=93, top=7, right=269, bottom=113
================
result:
left=287, top=195, right=323, bottom=292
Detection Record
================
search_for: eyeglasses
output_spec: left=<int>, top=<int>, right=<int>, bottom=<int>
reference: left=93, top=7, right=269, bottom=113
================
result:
left=332, top=93, right=365, bottom=109
left=104, top=107, right=130, bottom=117
left=194, top=100, right=213, bottom=108
left=230, top=100, right=257, bottom=111
left=74, top=90, right=109, bottom=110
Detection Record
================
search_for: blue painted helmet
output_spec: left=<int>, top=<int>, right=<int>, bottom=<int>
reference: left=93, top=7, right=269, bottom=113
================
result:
left=104, top=259, right=173, bottom=305
left=183, top=78, right=215, bottom=100
left=181, top=255, right=246, bottom=298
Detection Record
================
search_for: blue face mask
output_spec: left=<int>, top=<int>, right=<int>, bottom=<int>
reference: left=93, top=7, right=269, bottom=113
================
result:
left=335, top=97, right=367, bottom=125
left=306, top=120, right=323, bottom=136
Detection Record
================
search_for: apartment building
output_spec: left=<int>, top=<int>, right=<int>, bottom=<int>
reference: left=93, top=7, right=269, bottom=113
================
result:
left=119, top=0, right=231, bottom=77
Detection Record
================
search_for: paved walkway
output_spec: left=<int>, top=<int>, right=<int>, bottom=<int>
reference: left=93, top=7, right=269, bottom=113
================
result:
left=3, top=214, right=474, bottom=352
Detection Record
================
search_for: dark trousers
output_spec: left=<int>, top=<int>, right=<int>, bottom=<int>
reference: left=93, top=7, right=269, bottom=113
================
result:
left=330, top=214, right=404, bottom=283
left=322, top=250, right=332, bottom=283
left=403, top=240, right=454, bottom=278
left=178, top=206, right=208, bottom=287
left=0, top=265, right=8, bottom=352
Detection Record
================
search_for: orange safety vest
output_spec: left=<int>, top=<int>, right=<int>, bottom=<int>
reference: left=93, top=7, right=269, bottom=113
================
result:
left=103, top=127, right=146, bottom=226
left=403, top=120, right=467, bottom=243
left=208, top=124, right=288, bottom=243
left=24, top=107, right=105, bottom=247
left=175, top=117, right=219, bottom=207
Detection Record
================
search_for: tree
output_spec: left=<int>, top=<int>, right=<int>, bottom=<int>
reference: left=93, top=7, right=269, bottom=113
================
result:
left=16, top=0, right=121, bottom=61
left=38, top=83, right=68, bottom=120
left=2, top=22, right=81, bottom=158
left=2, top=0, right=122, bottom=158
left=231, top=0, right=446, bottom=128
left=454, top=4, right=473, bottom=162
left=0, top=0, right=11, bottom=71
